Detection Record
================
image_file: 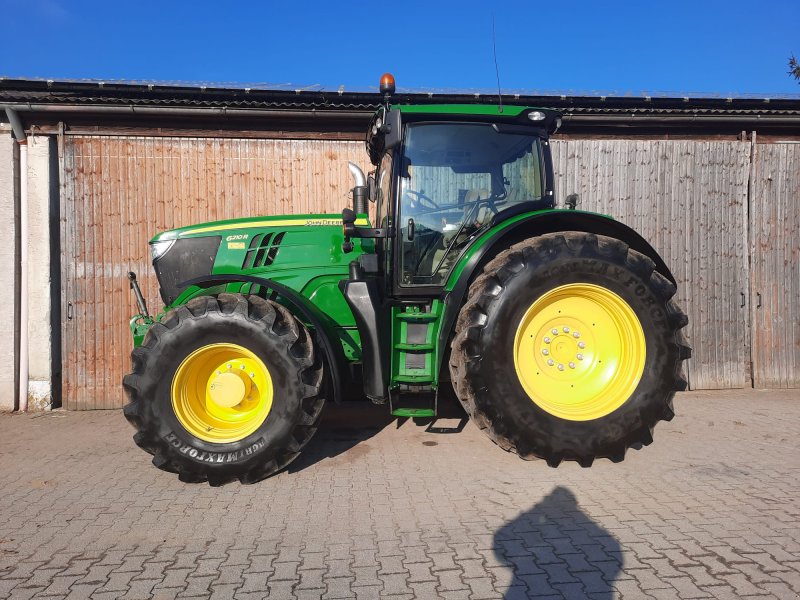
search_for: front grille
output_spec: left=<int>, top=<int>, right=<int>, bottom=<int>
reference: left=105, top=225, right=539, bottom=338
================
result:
left=153, top=236, right=221, bottom=305
left=242, top=232, right=285, bottom=269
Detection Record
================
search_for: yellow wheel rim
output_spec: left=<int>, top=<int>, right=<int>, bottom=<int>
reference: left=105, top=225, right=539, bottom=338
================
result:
left=171, top=343, right=273, bottom=443
left=513, top=283, right=646, bottom=421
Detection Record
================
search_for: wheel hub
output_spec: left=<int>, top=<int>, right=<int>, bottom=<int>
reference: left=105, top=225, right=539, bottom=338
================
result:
left=540, top=324, right=591, bottom=374
left=513, top=283, right=646, bottom=421
left=171, top=343, right=273, bottom=443
left=208, top=369, right=251, bottom=408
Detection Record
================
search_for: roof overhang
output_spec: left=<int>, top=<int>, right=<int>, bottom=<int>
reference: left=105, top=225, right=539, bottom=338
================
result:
left=3, top=78, right=799, bottom=137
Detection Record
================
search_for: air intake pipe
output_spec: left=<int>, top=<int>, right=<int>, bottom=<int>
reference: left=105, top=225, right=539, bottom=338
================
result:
left=348, top=162, right=368, bottom=215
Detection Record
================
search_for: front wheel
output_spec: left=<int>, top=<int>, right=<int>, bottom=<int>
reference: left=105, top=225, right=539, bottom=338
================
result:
left=123, top=293, right=324, bottom=485
left=449, top=232, right=690, bottom=466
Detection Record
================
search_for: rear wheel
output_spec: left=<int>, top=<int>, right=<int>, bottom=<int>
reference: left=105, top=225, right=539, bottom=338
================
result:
left=123, top=293, right=324, bottom=485
left=449, top=232, right=690, bottom=466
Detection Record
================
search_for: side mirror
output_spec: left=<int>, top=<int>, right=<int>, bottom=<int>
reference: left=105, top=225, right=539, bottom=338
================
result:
left=367, top=172, right=376, bottom=203
left=384, top=109, right=402, bottom=151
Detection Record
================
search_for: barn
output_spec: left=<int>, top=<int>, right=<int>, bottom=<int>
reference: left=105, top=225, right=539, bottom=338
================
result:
left=1, top=79, right=798, bottom=411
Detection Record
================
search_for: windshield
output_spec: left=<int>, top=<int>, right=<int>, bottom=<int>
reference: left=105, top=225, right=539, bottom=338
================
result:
left=399, top=123, right=545, bottom=285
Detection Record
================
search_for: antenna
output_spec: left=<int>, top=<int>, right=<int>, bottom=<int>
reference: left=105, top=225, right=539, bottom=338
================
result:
left=492, top=16, right=503, bottom=113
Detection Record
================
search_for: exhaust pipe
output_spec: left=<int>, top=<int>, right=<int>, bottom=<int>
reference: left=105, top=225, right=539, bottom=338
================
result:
left=348, top=162, right=368, bottom=215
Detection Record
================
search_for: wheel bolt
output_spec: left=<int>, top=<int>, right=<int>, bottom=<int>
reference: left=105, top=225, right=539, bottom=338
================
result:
left=216, top=370, right=222, bottom=375
left=542, top=349, right=549, bottom=356
left=544, top=336, right=551, bottom=343
left=563, top=326, right=570, bottom=333
left=249, top=372, right=255, bottom=378
left=547, top=358, right=555, bottom=366
left=577, top=353, right=584, bottom=360
left=227, top=363, right=232, bottom=369
left=552, top=328, right=559, bottom=335
left=240, top=364, right=245, bottom=369
left=557, top=364, right=565, bottom=371
left=578, top=341, right=586, bottom=349
left=569, top=362, right=576, bottom=369
left=573, top=331, right=580, bottom=338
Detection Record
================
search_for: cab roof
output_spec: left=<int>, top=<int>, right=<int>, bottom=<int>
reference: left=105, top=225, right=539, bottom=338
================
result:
left=394, top=104, right=557, bottom=118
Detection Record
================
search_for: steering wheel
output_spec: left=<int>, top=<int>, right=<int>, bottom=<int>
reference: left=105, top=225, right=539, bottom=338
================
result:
left=405, top=190, right=440, bottom=210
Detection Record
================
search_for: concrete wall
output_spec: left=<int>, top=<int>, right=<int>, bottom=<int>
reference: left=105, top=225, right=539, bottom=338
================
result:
left=0, top=131, right=16, bottom=411
left=0, top=129, right=58, bottom=412
left=25, top=134, right=53, bottom=410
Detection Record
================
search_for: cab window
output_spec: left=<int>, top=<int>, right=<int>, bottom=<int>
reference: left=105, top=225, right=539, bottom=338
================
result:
left=398, top=123, right=544, bottom=286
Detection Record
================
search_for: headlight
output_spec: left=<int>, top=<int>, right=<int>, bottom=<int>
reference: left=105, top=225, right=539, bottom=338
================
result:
left=527, top=111, right=546, bottom=121
left=150, top=239, right=175, bottom=261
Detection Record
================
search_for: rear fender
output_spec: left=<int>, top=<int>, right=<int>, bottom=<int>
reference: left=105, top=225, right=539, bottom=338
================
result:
left=437, top=211, right=675, bottom=382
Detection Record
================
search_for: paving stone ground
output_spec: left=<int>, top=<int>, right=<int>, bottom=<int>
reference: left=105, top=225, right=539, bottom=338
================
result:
left=0, top=389, right=799, bottom=599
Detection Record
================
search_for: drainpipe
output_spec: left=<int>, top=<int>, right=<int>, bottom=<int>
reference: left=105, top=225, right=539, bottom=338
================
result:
left=6, top=108, right=27, bottom=412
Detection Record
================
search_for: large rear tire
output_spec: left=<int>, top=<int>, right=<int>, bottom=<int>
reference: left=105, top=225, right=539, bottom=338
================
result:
left=123, top=293, right=324, bottom=485
left=449, top=232, right=690, bottom=466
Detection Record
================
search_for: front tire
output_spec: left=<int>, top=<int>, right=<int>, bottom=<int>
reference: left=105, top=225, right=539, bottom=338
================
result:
left=123, top=293, right=324, bottom=485
left=449, top=232, right=690, bottom=466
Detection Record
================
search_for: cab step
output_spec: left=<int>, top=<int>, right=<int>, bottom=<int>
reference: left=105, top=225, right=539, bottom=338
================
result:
left=390, top=388, right=438, bottom=419
left=393, top=342, right=435, bottom=352
left=393, top=374, right=435, bottom=384
left=392, top=407, right=436, bottom=418
left=390, top=301, right=444, bottom=392
left=395, top=312, right=438, bottom=322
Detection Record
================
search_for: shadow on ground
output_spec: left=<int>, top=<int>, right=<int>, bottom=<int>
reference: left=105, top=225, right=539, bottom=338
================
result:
left=287, top=386, right=469, bottom=473
left=493, top=486, right=620, bottom=599
left=287, top=400, right=393, bottom=472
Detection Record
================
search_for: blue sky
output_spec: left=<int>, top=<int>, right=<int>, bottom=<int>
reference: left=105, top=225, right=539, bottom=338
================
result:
left=2, top=0, right=798, bottom=96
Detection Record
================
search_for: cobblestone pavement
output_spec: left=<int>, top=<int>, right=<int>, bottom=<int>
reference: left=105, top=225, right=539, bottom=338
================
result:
left=0, top=389, right=799, bottom=599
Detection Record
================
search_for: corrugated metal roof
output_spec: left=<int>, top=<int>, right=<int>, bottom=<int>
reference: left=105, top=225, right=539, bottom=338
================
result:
left=4, top=76, right=800, bottom=100
left=2, top=77, right=800, bottom=116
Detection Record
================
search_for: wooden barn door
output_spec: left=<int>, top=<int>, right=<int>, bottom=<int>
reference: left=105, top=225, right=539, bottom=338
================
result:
left=551, top=139, right=753, bottom=389
left=60, top=135, right=368, bottom=409
left=749, top=142, right=800, bottom=388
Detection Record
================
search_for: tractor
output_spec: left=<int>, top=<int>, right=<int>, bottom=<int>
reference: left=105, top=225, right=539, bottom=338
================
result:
left=123, top=74, right=690, bottom=485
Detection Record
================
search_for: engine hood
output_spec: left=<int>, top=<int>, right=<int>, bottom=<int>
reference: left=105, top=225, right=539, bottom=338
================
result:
left=149, top=212, right=373, bottom=306
left=150, top=213, right=365, bottom=243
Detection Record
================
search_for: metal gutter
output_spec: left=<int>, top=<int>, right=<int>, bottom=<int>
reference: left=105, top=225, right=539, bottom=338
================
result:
left=5, top=108, right=27, bottom=412
left=562, top=113, right=800, bottom=124
left=2, top=102, right=799, bottom=127
left=0, top=103, right=374, bottom=120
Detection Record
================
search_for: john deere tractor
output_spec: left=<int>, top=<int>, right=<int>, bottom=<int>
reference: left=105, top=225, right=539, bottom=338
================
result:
left=124, top=74, right=689, bottom=485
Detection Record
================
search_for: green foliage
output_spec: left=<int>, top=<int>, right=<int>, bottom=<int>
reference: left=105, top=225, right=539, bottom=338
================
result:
left=790, top=55, right=800, bottom=82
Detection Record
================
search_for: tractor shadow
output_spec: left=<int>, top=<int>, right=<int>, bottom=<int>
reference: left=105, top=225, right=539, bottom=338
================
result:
left=493, top=486, right=621, bottom=598
left=286, top=400, right=393, bottom=473
left=287, top=386, right=469, bottom=473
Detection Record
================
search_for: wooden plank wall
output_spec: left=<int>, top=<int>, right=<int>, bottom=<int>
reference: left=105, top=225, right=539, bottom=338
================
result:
left=61, top=136, right=368, bottom=410
left=551, top=140, right=752, bottom=390
left=60, top=135, right=795, bottom=409
left=750, top=142, right=800, bottom=388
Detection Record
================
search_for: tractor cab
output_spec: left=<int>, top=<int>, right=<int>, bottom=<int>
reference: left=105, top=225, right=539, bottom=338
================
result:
left=340, top=75, right=565, bottom=410
left=345, top=82, right=562, bottom=296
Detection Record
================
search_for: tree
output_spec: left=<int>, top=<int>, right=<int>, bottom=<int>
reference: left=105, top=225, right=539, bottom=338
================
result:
left=790, top=55, right=800, bottom=82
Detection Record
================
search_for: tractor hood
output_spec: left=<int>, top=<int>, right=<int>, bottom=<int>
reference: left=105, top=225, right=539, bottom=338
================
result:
left=150, top=213, right=360, bottom=243
left=149, top=213, right=370, bottom=306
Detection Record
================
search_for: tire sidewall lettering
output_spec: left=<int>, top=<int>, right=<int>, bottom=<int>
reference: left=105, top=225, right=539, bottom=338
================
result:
left=164, top=430, right=267, bottom=465
left=538, top=258, right=666, bottom=326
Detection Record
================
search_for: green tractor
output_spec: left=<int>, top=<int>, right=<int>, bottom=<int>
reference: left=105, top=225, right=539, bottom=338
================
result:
left=124, top=75, right=690, bottom=485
